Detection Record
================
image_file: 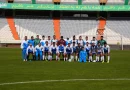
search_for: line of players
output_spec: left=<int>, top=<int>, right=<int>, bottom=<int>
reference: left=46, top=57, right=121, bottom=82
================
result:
left=21, top=35, right=110, bottom=63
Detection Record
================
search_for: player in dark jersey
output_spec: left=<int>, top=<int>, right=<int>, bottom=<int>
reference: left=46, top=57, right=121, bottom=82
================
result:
left=76, top=43, right=82, bottom=61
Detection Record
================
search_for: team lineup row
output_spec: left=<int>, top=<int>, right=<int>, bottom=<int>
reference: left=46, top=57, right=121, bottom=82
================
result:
left=21, top=35, right=110, bottom=63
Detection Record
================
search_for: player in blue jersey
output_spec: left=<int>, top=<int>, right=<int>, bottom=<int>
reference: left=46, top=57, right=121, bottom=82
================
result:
left=35, top=43, right=44, bottom=60
left=66, top=38, right=72, bottom=46
left=79, top=47, right=87, bottom=63
left=96, top=42, right=104, bottom=62
left=28, top=36, right=35, bottom=47
left=84, top=42, right=90, bottom=61
left=26, top=44, right=35, bottom=61
left=89, top=42, right=97, bottom=62
left=102, top=43, right=110, bottom=63
left=65, top=43, right=73, bottom=61
left=21, top=36, right=28, bottom=61
left=49, top=42, right=58, bottom=61
left=57, top=43, right=65, bottom=61
left=72, top=42, right=77, bottom=61
left=43, top=41, right=51, bottom=60
left=40, top=35, right=46, bottom=46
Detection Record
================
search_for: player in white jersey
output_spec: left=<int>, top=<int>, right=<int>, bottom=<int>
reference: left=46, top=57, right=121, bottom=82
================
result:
left=57, top=43, right=66, bottom=61
left=64, top=43, right=73, bottom=61
left=26, top=44, right=35, bottom=61
left=91, top=37, right=97, bottom=46
left=35, top=43, right=44, bottom=60
left=40, top=35, right=46, bottom=46
left=84, top=42, right=91, bottom=61
left=77, top=36, right=84, bottom=46
left=96, top=42, right=104, bottom=62
left=21, top=36, right=28, bottom=61
left=71, top=42, right=77, bottom=61
left=46, top=36, right=52, bottom=46
left=49, top=42, right=58, bottom=61
left=43, top=41, right=51, bottom=61
left=102, top=43, right=110, bottom=63
left=71, top=35, right=77, bottom=45
left=84, top=36, right=90, bottom=46
left=89, top=42, right=97, bottom=62
left=51, top=35, right=57, bottom=45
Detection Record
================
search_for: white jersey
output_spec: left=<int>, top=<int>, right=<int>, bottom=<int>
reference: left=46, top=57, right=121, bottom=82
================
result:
left=49, top=45, right=58, bottom=53
left=46, top=39, right=52, bottom=46
left=35, top=45, right=44, bottom=52
left=84, top=40, right=90, bottom=45
left=26, top=46, right=35, bottom=55
left=84, top=45, right=91, bottom=51
left=91, top=40, right=97, bottom=45
left=71, top=39, right=77, bottom=43
left=96, top=45, right=103, bottom=53
left=43, top=44, right=50, bottom=52
left=103, top=45, right=110, bottom=53
left=40, top=39, right=46, bottom=46
left=77, top=39, right=84, bottom=46
left=52, top=39, right=57, bottom=43
left=21, top=40, right=28, bottom=49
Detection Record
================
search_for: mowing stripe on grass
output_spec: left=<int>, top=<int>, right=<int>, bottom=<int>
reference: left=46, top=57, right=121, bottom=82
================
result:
left=0, top=79, right=130, bottom=86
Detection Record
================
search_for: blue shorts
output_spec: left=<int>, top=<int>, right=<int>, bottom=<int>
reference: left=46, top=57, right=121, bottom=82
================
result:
left=97, top=52, right=101, bottom=55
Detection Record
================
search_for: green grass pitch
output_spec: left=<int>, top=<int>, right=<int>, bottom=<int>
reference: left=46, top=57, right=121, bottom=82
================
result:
left=0, top=48, right=130, bottom=90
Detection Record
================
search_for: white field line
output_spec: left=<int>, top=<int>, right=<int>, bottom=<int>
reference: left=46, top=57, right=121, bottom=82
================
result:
left=0, top=79, right=130, bottom=86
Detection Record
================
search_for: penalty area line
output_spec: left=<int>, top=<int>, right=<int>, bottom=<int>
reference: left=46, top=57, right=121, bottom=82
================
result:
left=0, top=79, right=130, bottom=86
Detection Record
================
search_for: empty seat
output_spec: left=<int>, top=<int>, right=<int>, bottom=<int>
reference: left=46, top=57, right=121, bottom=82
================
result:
left=13, top=0, right=32, bottom=3
left=36, top=0, right=53, bottom=4
left=61, top=0, right=77, bottom=5
left=82, top=0, right=99, bottom=5
left=60, top=18, right=98, bottom=39
left=14, top=16, right=54, bottom=39
left=106, top=0, right=124, bottom=5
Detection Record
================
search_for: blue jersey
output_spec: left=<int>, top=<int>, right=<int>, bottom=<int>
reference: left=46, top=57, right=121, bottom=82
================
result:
left=66, top=46, right=73, bottom=54
left=80, top=50, right=87, bottom=59
left=50, top=46, right=57, bottom=54
left=35, top=45, right=43, bottom=53
left=44, top=45, right=49, bottom=52
left=40, top=40, right=46, bottom=46
left=84, top=45, right=90, bottom=53
left=58, top=45, right=64, bottom=53
left=66, top=40, right=72, bottom=45
left=21, top=40, right=28, bottom=49
left=72, top=45, right=77, bottom=53
left=28, top=40, right=34, bottom=46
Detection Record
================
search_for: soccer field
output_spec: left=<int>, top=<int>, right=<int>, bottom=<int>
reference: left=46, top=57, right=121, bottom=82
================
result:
left=0, top=48, right=130, bottom=90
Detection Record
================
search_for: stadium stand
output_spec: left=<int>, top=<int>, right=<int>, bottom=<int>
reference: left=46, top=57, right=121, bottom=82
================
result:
left=105, top=20, right=130, bottom=44
left=13, top=0, right=32, bottom=3
left=14, top=16, right=54, bottom=39
left=82, top=0, right=99, bottom=5
left=60, top=0, right=78, bottom=5
left=36, top=0, right=53, bottom=4
left=106, top=0, right=124, bottom=5
left=60, top=18, right=98, bottom=39
left=0, top=18, right=15, bottom=43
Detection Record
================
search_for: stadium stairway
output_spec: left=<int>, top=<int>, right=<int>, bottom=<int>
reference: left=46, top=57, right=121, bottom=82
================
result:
left=97, top=18, right=106, bottom=40
left=53, top=18, right=60, bottom=40
left=6, top=17, right=20, bottom=40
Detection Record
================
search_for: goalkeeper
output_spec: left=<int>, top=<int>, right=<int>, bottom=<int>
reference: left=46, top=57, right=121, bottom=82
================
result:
left=79, top=47, right=87, bottom=63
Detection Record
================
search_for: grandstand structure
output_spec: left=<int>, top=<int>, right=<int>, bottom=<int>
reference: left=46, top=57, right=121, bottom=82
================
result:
left=0, top=0, right=130, bottom=49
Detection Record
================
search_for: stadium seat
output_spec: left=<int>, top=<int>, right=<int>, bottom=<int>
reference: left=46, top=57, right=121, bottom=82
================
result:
left=82, top=0, right=99, bottom=5
left=14, top=16, right=54, bottom=40
left=106, top=0, right=124, bottom=5
left=60, top=18, right=98, bottom=39
left=0, top=0, right=7, bottom=2
left=13, top=0, right=32, bottom=3
left=60, top=0, right=78, bottom=5
left=36, top=0, right=53, bottom=4
left=106, top=20, right=130, bottom=44
left=0, top=18, right=15, bottom=43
